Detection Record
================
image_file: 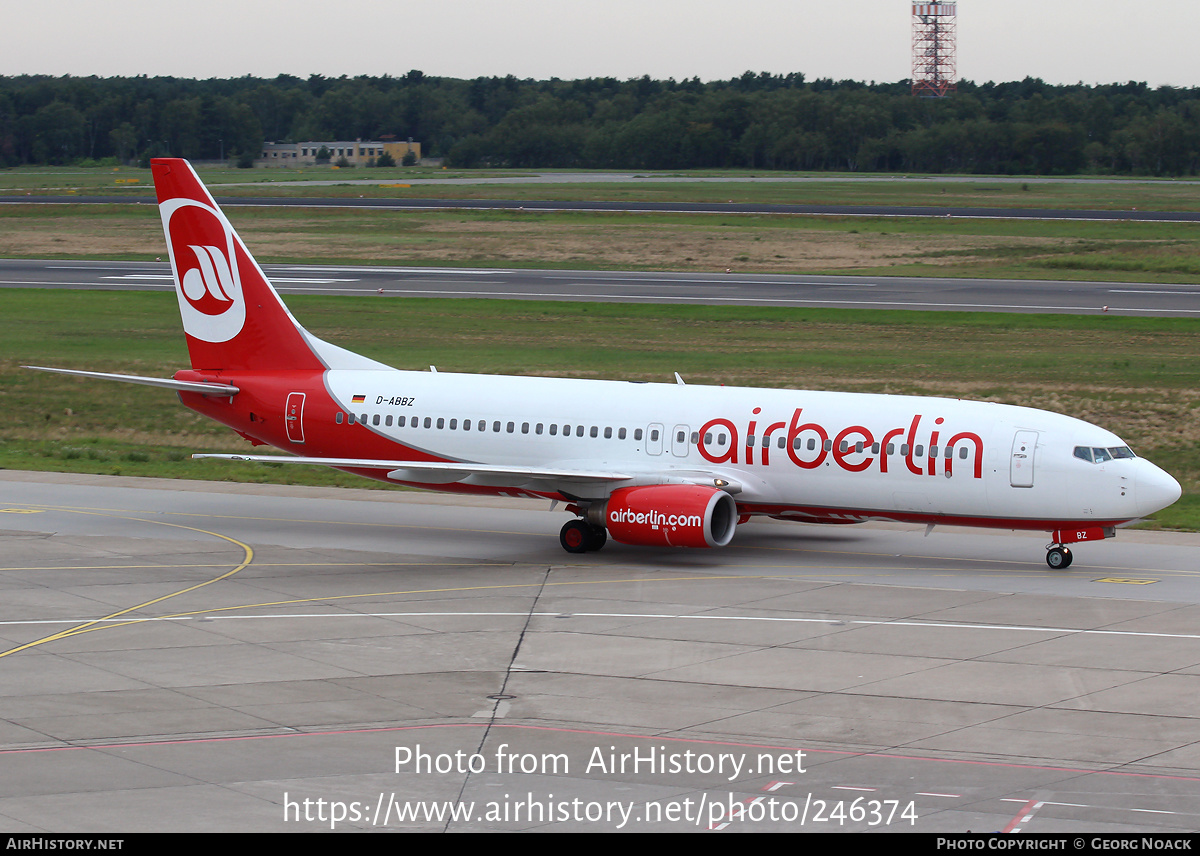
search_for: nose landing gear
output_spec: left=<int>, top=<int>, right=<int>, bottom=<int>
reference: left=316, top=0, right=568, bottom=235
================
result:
left=1046, top=545, right=1073, bottom=569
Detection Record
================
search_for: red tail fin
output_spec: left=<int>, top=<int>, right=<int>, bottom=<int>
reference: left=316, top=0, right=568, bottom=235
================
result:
left=152, top=158, right=325, bottom=372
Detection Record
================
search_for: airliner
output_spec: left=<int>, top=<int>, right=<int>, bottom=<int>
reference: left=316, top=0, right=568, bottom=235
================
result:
left=26, top=159, right=1182, bottom=568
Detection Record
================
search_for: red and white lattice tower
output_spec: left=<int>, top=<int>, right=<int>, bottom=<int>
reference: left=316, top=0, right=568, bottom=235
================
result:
left=912, top=3, right=957, bottom=97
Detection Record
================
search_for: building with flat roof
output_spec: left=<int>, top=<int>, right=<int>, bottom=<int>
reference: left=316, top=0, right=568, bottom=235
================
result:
left=257, top=139, right=421, bottom=167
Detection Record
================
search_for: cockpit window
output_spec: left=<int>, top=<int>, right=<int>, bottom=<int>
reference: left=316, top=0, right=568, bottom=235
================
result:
left=1075, top=445, right=1136, bottom=463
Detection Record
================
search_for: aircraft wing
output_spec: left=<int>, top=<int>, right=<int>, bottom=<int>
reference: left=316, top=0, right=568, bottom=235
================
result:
left=193, top=453, right=743, bottom=493
left=192, top=453, right=634, bottom=484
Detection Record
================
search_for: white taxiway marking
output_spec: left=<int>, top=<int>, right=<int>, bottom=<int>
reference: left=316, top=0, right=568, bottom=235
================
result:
left=7, top=611, right=1200, bottom=642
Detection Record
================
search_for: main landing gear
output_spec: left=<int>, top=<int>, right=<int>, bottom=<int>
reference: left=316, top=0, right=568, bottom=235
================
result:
left=560, top=519, right=607, bottom=554
left=1046, top=545, right=1073, bottom=569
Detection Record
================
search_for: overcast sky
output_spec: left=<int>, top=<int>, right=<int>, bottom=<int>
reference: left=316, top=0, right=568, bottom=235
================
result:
left=6, top=1, right=1198, bottom=88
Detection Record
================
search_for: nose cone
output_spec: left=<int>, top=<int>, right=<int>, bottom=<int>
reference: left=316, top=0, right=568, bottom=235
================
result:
left=1135, top=461, right=1182, bottom=517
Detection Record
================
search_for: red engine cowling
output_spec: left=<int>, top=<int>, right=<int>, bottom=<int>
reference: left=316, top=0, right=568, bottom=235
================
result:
left=592, top=485, right=738, bottom=548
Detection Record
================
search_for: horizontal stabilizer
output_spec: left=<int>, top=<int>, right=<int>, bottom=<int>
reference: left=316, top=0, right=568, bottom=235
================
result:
left=23, top=366, right=239, bottom=395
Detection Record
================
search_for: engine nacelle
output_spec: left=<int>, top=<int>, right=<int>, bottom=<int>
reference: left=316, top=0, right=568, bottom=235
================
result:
left=589, top=485, right=738, bottom=548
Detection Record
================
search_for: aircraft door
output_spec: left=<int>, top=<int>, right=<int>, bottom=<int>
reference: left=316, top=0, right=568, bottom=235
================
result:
left=646, top=423, right=663, bottom=456
left=671, top=424, right=690, bottom=457
left=1010, top=430, right=1037, bottom=487
left=285, top=392, right=306, bottom=444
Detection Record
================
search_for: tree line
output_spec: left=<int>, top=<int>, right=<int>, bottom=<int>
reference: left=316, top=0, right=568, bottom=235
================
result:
left=2, top=71, right=1199, bottom=175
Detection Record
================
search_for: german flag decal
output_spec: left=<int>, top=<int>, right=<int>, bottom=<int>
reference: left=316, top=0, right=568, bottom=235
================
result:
left=351, top=394, right=366, bottom=403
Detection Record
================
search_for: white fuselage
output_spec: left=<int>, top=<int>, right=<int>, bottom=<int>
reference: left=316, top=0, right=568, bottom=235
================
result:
left=320, top=368, right=1172, bottom=530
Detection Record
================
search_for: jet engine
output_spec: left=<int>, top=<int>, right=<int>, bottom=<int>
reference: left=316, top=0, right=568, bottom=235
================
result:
left=587, top=484, right=738, bottom=548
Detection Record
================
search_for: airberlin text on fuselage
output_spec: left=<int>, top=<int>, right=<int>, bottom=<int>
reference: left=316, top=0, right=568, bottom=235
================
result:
left=698, top=408, right=984, bottom=479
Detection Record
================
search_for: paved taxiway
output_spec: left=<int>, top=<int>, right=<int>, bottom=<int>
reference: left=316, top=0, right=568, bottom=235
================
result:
left=1, top=470, right=1199, bottom=832
left=3, top=258, right=1199, bottom=316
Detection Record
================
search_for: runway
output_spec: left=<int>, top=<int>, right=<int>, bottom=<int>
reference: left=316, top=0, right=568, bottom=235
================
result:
left=3, top=258, right=1199, bottom=316
left=1, top=470, right=1199, bottom=832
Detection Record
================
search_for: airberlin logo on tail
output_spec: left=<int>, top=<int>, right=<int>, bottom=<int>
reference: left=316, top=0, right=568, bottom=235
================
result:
left=181, top=245, right=236, bottom=310
left=161, top=198, right=246, bottom=343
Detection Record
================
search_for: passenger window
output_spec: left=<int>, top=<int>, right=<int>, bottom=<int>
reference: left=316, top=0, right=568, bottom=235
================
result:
left=705, top=432, right=713, bottom=445
left=449, top=418, right=457, bottom=429
left=385, top=415, right=393, bottom=427
left=839, top=441, right=848, bottom=453
left=536, top=423, right=543, bottom=435
left=336, top=412, right=344, bottom=424
left=929, top=445, right=937, bottom=457
left=635, top=428, right=644, bottom=441
left=550, top=424, right=558, bottom=436
left=915, top=445, right=924, bottom=457
left=604, top=427, right=612, bottom=439
left=592, top=426, right=599, bottom=438
left=478, top=420, right=485, bottom=431
left=959, top=447, right=967, bottom=459
left=463, top=419, right=471, bottom=431
left=507, top=422, right=515, bottom=433
left=872, top=443, right=880, bottom=454
left=373, top=413, right=382, bottom=426
left=437, top=417, right=445, bottom=429
left=761, top=436, right=770, bottom=448
left=886, top=443, right=894, bottom=455
left=823, top=439, right=832, bottom=452
left=576, top=426, right=584, bottom=437
left=360, top=413, right=368, bottom=424
left=619, top=428, right=627, bottom=440
left=522, top=422, right=529, bottom=434
left=650, top=429, right=659, bottom=442
left=901, top=444, right=909, bottom=455
left=424, top=417, right=432, bottom=429
left=493, top=421, right=501, bottom=432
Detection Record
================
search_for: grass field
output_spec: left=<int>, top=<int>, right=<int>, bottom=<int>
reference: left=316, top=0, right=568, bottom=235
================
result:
left=5, top=202, right=1200, bottom=283
left=2, top=290, right=1197, bottom=529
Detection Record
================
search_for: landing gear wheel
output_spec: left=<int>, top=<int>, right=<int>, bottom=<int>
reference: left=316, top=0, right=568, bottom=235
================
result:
left=1046, top=546, right=1073, bottom=569
left=560, top=519, right=591, bottom=554
left=586, top=525, right=607, bottom=551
